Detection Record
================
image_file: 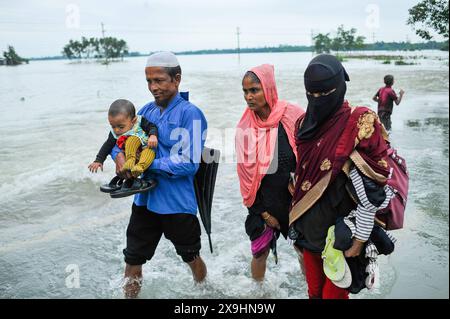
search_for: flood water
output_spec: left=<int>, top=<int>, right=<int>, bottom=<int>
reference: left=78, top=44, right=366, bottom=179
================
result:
left=0, top=51, right=448, bottom=299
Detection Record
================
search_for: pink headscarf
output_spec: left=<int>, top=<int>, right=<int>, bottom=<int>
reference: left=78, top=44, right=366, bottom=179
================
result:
left=236, top=64, right=304, bottom=207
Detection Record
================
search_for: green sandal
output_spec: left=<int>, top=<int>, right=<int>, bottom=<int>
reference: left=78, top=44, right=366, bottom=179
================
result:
left=322, top=225, right=346, bottom=282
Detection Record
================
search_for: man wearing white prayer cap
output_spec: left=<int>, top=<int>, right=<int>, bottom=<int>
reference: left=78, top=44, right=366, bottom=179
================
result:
left=146, top=51, right=180, bottom=68
left=111, top=51, right=208, bottom=298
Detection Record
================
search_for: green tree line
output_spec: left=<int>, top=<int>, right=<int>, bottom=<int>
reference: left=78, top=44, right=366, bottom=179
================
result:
left=175, top=40, right=447, bottom=57
left=178, top=44, right=313, bottom=55
left=62, top=36, right=128, bottom=62
left=367, top=40, right=446, bottom=51
left=314, top=23, right=448, bottom=54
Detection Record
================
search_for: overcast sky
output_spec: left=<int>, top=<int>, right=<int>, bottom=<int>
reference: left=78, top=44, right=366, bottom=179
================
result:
left=0, top=0, right=444, bottom=57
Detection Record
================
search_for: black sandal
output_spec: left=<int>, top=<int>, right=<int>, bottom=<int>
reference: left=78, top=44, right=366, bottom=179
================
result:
left=110, top=178, right=157, bottom=198
left=100, top=176, right=124, bottom=193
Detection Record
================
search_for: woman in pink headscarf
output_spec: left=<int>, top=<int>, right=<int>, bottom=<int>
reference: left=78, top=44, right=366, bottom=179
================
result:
left=236, top=64, right=304, bottom=281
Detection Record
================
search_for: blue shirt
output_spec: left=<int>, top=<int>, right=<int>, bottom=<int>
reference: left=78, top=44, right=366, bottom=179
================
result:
left=111, top=92, right=207, bottom=215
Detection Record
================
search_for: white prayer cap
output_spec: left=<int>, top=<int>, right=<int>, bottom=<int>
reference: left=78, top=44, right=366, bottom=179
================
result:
left=146, top=51, right=180, bottom=68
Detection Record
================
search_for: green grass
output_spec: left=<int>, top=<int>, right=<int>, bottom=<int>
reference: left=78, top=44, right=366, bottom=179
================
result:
left=340, top=54, right=421, bottom=65
left=335, top=54, right=347, bottom=62
left=342, top=54, right=404, bottom=61
left=394, top=60, right=415, bottom=66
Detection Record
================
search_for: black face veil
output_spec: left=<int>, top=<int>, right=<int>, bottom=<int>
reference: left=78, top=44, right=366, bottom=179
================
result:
left=297, top=54, right=350, bottom=140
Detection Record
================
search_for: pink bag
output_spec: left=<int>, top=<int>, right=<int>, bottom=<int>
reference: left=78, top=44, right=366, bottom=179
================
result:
left=376, top=148, right=409, bottom=230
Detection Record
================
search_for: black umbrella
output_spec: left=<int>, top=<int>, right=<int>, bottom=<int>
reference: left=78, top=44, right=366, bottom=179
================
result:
left=194, top=147, right=220, bottom=253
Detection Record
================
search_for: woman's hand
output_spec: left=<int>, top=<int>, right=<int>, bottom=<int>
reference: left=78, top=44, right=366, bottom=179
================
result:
left=88, top=162, right=103, bottom=173
left=261, top=212, right=280, bottom=230
left=344, top=238, right=365, bottom=257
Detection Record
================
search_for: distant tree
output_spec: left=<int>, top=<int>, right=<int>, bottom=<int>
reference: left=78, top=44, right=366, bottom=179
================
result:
left=100, top=37, right=128, bottom=62
left=62, top=39, right=84, bottom=59
left=315, top=25, right=367, bottom=53
left=62, top=36, right=128, bottom=62
left=331, top=35, right=344, bottom=53
left=62, top=44, right=74, bottom=59
left=314, top=33, right=332, bottom=53
left=89, top=37, right=100, bottom=58
left=407, top=0, right=449, bottom=40
left=338, top=25, right=352, bottom=51
left=354, top=35, right=366, bottom=50
left=335, top=25, right=367, bottom=51
left=80, top=36, right=98, bottom=59
left=2, top=46, right=28, bottom=65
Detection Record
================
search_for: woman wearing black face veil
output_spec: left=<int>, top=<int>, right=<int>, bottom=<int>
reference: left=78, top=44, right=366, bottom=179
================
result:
left=289, top=55, right=393, bottom=299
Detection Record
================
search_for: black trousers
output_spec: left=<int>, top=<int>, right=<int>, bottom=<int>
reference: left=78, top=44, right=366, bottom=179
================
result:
left=123, top=204, right=202, bottom=265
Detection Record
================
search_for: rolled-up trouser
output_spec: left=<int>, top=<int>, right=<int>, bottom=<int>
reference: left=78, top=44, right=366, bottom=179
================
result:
left=123, top=204, right=201, bottom=265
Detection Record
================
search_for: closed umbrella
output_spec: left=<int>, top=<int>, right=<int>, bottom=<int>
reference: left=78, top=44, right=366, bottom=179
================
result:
left=194, top=147, right=220, bottom=253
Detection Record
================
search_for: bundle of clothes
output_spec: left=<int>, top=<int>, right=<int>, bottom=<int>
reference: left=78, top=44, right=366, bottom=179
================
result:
left=330, top=167, right=396, bottom=293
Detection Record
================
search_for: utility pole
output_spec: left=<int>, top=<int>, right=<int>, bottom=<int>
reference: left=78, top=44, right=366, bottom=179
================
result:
left=101, top=22, right=107, bottom=64
left=405, top=35, right=411, bottom=51
left=101, top=22, right=106, bottom=38
left=236, top=27, right=241, bottom=62
left=372, top=32, right=376, bottom=52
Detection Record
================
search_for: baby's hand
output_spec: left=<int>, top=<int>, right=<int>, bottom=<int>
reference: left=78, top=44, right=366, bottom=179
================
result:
left=344, top=239, right=365, bottom=257
left=148, top=135, right=158, bottom=149
left=88, top=162, right=103, bottom=173
left=288, top=181, right=295, bottom=196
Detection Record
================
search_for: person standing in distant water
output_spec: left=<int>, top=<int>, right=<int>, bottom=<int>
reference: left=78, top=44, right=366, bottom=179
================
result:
left=372, top=75, right=405, bottom=131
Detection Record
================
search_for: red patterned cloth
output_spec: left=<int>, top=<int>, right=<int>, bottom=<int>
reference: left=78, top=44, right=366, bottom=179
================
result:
left=116, top=135, right=129, bottom=150
left=291, top=101, right=391, bottom=209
